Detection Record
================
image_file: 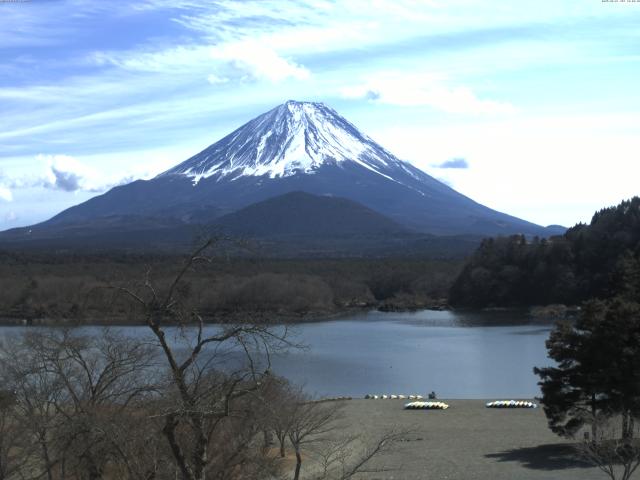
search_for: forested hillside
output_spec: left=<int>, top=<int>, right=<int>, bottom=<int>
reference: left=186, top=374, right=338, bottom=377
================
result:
left=450, top=197, right=640, bottom=307
left=0, top=252, right=460, bottom=324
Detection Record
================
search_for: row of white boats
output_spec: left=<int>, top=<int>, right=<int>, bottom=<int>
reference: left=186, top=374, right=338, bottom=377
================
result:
left=364, top=395, right=537, bottom=409
left=364, top=394, right=425, bottom=400
left=485, top=400, right=538, bottom=408
left=403, top=400, right=538, bottom=410
left=404, top=401, right=450, bottom=410
left=363, top=395, right=539, bottom=410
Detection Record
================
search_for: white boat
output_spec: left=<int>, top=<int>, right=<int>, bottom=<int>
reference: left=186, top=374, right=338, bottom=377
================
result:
left=404, top=401, right=449, bottom=410
left=486, top=400, right=537, bottom=409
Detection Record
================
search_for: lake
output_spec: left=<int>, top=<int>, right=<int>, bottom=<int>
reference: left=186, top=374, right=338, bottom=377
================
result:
left=269, top=309, right=555, bottom=399
left=0, top=309, right=556, bottom=399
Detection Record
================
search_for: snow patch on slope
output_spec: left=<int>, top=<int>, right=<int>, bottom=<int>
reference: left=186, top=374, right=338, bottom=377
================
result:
left=160, top=101, right=417, bottom=185
left=159, top=100, right=440, bottom=199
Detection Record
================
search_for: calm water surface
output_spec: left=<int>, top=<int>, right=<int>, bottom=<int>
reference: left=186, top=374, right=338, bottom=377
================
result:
left=0, top=309, right=555, bottom=399
left=270, top=310, right=555, bottom=399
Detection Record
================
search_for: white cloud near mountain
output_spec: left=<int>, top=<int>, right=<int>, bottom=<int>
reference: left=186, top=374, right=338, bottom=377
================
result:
left=93, top=40, right=310, bottom=84
left=0, top=187, right=12, bottom=202
left=341, top=73, right=515, bottom=115
left=434, top=158, right=469, bottom=169
left=48, top=167, right=83, bottom=192
left=39, top=155, right=101, bottom=192
left=210, top=40, right=310, bottom=83
left=0, top=170, right=15, bottom=202
left=206, top=74, right=229, bottom=85
left=373, top=111, right=640, bottom=227
left=1, top=155, right=144, bottom=195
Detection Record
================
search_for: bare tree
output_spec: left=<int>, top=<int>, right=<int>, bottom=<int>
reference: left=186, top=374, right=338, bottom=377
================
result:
left=284, top=393, right=407, bottom=480
left=287, top=395, right=345, bottom=480
left=0, top=328, right=162, bottom=480
left=309, top=429, right=406, bottom=480
left=111, top=239, right=292, bottom=480
left=0, top=331, right=67, bottom=480
left=577, top=414, right=640, bottom=480
left=258, top=375, right=297, bottom=458
left=0, top=389, right=29, bottom=480
left=41, top=329, right=159, bottom=479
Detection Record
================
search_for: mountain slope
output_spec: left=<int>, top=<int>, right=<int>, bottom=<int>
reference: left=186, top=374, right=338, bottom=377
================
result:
left=161, top=100, right=427, bottom=183
left=1, top=100, right=563, bottom=251
left=212, top=191, right=410, bottom=237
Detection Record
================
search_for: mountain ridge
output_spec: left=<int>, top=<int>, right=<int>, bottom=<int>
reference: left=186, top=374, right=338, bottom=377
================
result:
left=0, top=100, right=565, bottom=251
left=159, top=100, right=418, bottom=184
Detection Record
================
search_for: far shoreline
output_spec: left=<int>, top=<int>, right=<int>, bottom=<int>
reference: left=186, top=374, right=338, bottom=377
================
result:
left=0, top=301, right=578, bottom=327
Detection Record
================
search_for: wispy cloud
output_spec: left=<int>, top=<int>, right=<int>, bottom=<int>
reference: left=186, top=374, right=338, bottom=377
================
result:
left=49, top=167, right=83, bottom=192
left=340, top=73, right=515, bottom=115
left=210, top=40, right=310, bottom=82
left=3, top=155, right=140, bottom=195
left=0, top=186, right=12, bottom=203
left=91, top=45, right=212, bottom=73
left=93, top=39, right=311, bottom=83
left=433, top=158, right=469, bottom=169
left=39, top=155, right=99, bottom=192
left=0, top=170, right=15, bottom=202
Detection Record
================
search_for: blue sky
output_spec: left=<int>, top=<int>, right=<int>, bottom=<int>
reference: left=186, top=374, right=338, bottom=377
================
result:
left=1, top=0, right=639, bottom=229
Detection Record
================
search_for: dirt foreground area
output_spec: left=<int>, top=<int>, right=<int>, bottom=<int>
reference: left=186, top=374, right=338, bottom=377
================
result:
left=335, top=399, right=605, bottom=480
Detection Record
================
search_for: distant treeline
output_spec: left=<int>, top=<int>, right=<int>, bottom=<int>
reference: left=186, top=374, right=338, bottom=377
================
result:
left=0, top=252, right=462, bottom=324
left=450, top=197, right=640, bottom=308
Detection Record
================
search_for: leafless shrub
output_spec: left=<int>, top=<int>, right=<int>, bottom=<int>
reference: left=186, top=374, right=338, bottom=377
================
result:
left=0, top=328, right=162, bottom=480
left=576, top=414, right=640, bottom=480
left=309, top=429, right=406, bottom=480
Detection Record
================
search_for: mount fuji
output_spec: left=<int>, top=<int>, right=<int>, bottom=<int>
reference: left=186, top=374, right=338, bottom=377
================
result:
left=1, top=100, right=563, bottom=252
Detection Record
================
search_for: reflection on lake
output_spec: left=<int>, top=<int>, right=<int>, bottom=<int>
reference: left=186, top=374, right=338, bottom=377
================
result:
left=270, top=310, right=555, bottom=399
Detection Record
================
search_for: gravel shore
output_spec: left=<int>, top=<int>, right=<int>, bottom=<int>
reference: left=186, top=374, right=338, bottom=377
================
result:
left=336, top=399, right=604, bottom=480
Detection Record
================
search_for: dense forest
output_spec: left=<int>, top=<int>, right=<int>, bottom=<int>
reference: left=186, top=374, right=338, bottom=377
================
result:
left=450, top=197, right=640, bottom=308
left=0, top=251, right=461, bottom=324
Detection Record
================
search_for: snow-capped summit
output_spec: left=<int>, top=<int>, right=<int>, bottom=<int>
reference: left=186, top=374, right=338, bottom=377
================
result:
left=160, top=100, right=419, bottom=185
